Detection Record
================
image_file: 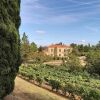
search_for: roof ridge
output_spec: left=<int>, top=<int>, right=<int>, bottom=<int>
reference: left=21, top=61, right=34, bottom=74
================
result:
left=48, top=44, right=70, bottom=48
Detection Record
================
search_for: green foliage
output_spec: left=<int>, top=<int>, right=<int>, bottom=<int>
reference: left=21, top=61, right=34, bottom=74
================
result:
left=81, top=88, right=100, bottom=100
left=19, top=36, right=100, bottom=99
left=36, top=77, right=43, bottom=86
left=30, top=42, right=38, bottom=52
left=38, top=46, right=44, bottom=52
left=19, top=64, right=100, bottom=99
left=22, top=32, right=29, bottom=44
left=31, top=52, right=53, bottom=63
left=20, top=33, right=52, bottom=64
left=96, top=41, right=100, bottom=50
left=71, top=43, right=91, bottom=56
left=65, top=54, right=82, bottom=72
left=86, top=50, right=100, bottom=75
left=62, top=83, right=75, bottom=96
left=21, top=32, right=30, bottom=62
left=49, top=80, right=61, bottom=91
left=0, top=0, right=21, bottom=98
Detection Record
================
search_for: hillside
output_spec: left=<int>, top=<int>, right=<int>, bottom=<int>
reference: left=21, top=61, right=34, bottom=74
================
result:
left=4, top=77, right=68, bottom=100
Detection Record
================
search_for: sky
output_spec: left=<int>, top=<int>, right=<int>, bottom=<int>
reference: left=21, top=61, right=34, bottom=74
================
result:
left=20, top=0, right=100, bottom=46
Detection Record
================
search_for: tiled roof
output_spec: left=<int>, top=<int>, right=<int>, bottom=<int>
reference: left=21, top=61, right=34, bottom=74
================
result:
left=48, top=44, right=71, bottom=48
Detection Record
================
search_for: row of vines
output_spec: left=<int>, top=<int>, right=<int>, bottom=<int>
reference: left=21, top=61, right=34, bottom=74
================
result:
left=19, top=64, right=100, bottom=100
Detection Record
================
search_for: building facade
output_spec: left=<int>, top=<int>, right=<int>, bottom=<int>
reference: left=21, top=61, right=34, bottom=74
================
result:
left=44, top=44, right=72, bottom=58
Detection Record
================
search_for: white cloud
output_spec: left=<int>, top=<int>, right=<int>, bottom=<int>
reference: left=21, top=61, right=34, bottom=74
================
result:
left=79, top=40, right=87, bottom=45
left=65, top=0, right=100, bottom=6
left=81, top=40, right=86, bottom=43
left=86, top=26, right=99, bottom=33
left=35, top=30, right=46, bottom=34
left=21, top=0, right=100, bottom=25
left=45, top=14, right=78, bottom=24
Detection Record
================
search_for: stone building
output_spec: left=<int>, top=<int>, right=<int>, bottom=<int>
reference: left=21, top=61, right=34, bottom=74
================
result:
left=44, top=44, right=72, bottom=57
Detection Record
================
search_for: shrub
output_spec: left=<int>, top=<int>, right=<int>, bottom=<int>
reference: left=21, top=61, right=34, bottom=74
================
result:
left=36, top=77, right=43, bottom=86
left=49, top=80, right=61, bottom=92
left=82, top=89, right=100, bottom=100
left=86, top=50, right=100, bottom=75
left=65, top=54, right=82, bottom=72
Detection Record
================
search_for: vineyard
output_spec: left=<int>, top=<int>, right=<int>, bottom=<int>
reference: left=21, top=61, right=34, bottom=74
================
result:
left=19, top=64, right=100, bottom=100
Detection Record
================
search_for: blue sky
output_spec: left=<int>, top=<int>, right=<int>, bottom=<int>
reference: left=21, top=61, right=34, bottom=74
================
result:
left=20, top=0, right=100, bottom=46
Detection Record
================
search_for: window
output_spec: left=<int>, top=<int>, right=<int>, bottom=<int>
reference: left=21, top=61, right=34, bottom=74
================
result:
left=64, top=49, right=66, bottom=52
left=59, top=54, right=61, bottom=56
left=59, top=49, right=61, bottom=52
left=51, top=49, right=53, bottom=52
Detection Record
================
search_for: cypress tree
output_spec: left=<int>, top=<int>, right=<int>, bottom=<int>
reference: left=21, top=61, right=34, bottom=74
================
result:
left=0, top=0, right=21, bottom=99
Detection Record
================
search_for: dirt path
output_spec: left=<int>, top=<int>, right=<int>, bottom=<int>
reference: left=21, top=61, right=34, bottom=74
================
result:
left=4, top=77, right=68, bottom=100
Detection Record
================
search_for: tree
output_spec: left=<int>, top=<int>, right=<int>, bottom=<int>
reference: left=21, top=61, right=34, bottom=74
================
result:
left=70, top=43, right=80, bottom=56
left=21, top=33, right=30, bottom=63
left=65, top=54, right=82, bottom=72
left=84, top=45, right=90, bottom=52
left=0, top=0, right=21, bottom=99
left=70, top=43, right=77, bottom=48
left=78, top=44, right=84, bottom=52
left=86, top=50, right=100, bottom=75
left=38, top=46, right=44, bottom=52
left=22, top=32, right=29, bottom=44
left=96, top=41, right=100, bottom=49
left=30, top=42, right=38, bottom=52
